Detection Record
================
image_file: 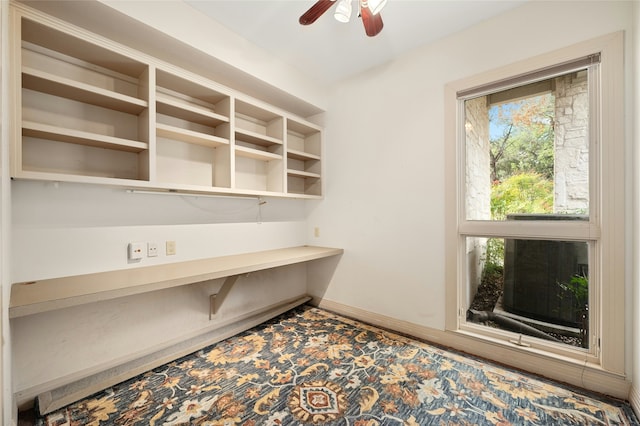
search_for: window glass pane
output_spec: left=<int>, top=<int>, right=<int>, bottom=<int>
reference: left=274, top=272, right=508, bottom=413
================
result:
left=465, top=71, right=589, bottom=221
left=466, top=236, right=589, bottom=349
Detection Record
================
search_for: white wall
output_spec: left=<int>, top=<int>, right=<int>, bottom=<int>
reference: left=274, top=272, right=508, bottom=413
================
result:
left=0, top=0, right=12, bottom=422
left=632, top=0, right=640, bottom=415
left=11, top=181, right=308, bottom=280
left=10, top=180, right=311, bottom=401
left=308, top=0, right=636, bottom=371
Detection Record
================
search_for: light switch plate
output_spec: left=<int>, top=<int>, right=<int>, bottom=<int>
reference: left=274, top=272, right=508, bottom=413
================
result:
left=166, top=240, right=176, bottom=256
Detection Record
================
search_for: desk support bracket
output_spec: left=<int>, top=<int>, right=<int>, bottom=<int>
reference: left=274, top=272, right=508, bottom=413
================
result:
left=210, top=275, right=241, bottom=319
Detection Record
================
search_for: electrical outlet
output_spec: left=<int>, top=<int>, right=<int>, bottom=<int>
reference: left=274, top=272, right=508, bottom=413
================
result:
left=147, top=242, right=159, bottom=257
left=128, top=242, right=144, bottom=260
left=166, top=240, right=176, bottom=256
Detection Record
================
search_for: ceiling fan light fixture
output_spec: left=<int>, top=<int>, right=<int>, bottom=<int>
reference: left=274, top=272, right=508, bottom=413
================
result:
left=334, top=0, right=352, bottom=22
left=367, top=0, right=387, bottom=15
left=300, top=0, right=383, bottom=37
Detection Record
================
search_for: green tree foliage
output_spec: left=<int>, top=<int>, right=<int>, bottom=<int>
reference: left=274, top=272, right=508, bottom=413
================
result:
left=483, top=94, right=556, bottom=268
left=485, top=238, right=505, bottom=267
left=558, top=274, right=589, bottom=311
left=485, top=173, right=554, bottom=268
left=489, top=94, right=555, bottom=183
left=491, top=173, right=554, bottom=221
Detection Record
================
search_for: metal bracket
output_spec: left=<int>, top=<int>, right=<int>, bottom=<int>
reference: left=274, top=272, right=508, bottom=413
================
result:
left=209, top=274, right=240, bottom=319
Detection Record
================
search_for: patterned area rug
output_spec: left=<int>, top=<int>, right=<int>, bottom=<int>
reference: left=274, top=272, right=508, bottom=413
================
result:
left=38, top=306, right=638, bottom=425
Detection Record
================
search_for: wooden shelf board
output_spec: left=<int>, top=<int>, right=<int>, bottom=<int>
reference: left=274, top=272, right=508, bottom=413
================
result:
left=156, top=123, right=228, bottom=148
left=22, top=121, right=148, bottom=153
left=133, top=183, right=297, bottom=199
left=21, top=19, right=148, bottom=78
left=156, top=70, right=229, bottom=105
left=11, top=175, right=321, bottom=200
left=13, top=171, right=149, bottom=187
left=287, top=191, right=322, bottom=197
left=286, top=193, right=322, bottom=199
left=287, top=120, right=320, bottom=136
left=287, top=169, right=321, bottom=179
left=287, top=148, right=320, bottom=161
left=235, top=145, right=282, bottom=161
left=235, top=101, right=280, bottom=123
left=156, top=93, right=228, bottom=126
left=235, top=128, right=282, bottom=147
left=9, top=246, right=343, bottom=318
left=22, top=67, right=148, bottom=114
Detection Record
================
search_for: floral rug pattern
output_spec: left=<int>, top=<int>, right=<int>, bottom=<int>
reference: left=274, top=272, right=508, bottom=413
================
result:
left=38, top=306, right=638, bottom=425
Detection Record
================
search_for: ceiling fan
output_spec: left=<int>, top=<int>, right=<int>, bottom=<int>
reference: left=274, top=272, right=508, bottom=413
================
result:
left=299, top=0, right=387, bottom=37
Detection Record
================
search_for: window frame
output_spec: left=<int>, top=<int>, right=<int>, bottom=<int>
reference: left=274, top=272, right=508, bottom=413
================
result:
left=445, top=32, right=625, bottom=375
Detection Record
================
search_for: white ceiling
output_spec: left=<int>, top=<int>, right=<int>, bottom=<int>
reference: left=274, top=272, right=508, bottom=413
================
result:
left=185, top=0, right=528, bottom=85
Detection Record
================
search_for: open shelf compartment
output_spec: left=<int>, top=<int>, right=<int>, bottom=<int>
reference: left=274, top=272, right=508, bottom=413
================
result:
left=233, top=98, right=285, bottom=193
left=235, top=98, right=284, bottom=145
left=21, top=17, right=149, bottom=106
left=156, top=68, right=230, bottom=127
left=285, top=118, right=322, bottom=197
left=155, top=68, right=232, bottom=189
left=17, top=16, right=152, bottom=182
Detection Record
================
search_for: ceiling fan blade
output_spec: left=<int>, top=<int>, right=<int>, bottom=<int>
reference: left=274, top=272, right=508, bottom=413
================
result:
left=360, top=3, right=383, bottom=37
left=299, top=0, right=336, bottom=25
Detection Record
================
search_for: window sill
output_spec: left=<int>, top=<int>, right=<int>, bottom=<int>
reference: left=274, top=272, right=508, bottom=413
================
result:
left=444, top=328, right=628, bottom=398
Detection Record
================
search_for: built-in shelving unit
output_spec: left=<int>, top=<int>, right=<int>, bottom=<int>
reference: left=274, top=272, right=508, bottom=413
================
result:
left=286, top=118, right=322, bottom=196
left=11, top=5, right=324, bottom=198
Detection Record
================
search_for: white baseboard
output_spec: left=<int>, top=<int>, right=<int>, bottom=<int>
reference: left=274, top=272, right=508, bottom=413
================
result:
left=19, top=296, right=310, bottom=415
left=313, top=298, right=632, bottom=400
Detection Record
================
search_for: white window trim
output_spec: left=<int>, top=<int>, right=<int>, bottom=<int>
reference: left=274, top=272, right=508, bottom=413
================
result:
left=444, top=32, right=625, bottom=377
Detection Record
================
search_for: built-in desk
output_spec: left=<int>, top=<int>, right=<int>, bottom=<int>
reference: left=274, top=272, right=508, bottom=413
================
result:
left=10, top=245, right=344, bottom=318
left=13, top=245, right=343, bottom=414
